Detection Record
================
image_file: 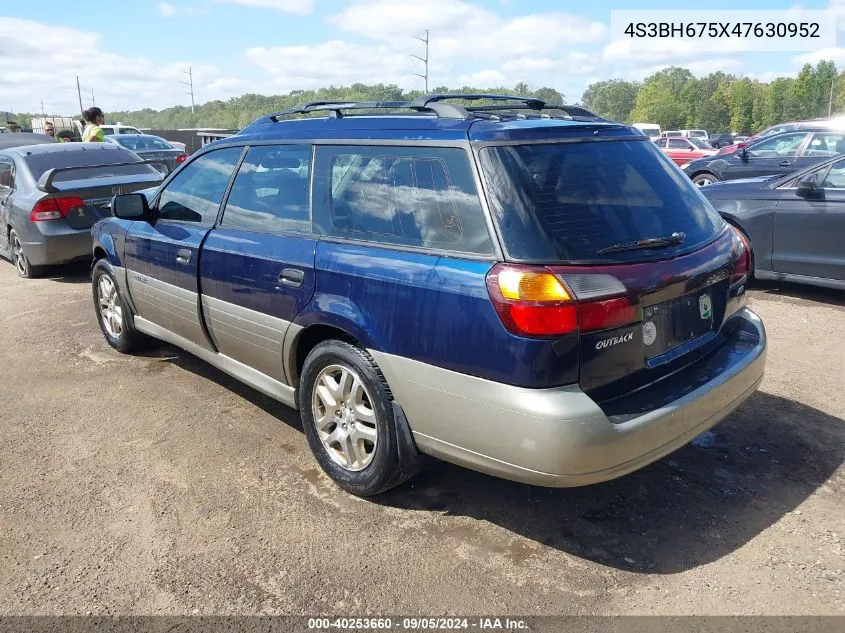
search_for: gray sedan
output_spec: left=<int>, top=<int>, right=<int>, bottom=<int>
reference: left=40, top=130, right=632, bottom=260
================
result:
left=105, top=134, right=188, bottom=173
left=701, top=152, right=845, bottom=290
left=0, top=143, right=165, bottom=278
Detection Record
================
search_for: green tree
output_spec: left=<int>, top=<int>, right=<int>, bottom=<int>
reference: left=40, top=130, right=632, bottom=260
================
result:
left=581, top=79, right=640, bottom=122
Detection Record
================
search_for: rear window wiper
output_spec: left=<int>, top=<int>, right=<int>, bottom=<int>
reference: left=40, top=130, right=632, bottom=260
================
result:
left=597, top=232, right=686, bottom=255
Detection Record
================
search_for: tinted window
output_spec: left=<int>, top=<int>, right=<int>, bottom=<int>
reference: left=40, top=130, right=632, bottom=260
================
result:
left=749, top=133, right=806, bottom=157
left=804, top=133, right=845, bottom=157
left=114, top=136, right=173, bottom=151
left=101, top=128, right=115, bottom=136
left=222, top=145, right=311, bottom=234
left=24, top=147, right=158, bottom=183
left=0, top=158, right=13, bottom=188
left=654, top=139, right=667, bottom=148
left=478, top=140, right=725, bottom=263
left=668, top=138, right=688, bottom=150
left=156, top=147, right=242, bottom=224
left=689, top=137, right=712, bottom=149
left=314, top=146, right=493, bottom=255
left=822, top=158, right=845, bottom=187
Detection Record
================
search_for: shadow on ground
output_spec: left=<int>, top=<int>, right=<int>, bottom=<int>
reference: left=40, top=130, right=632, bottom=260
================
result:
left=138, top=342, right=843, bottom=576
left=749, top=278, right=845, bottom=308
left=42, top=260, right=91, bottom=284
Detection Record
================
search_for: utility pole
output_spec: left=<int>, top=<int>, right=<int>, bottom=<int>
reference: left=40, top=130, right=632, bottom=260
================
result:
left=411, top=29, right=429, bottom=93
left=76, top=75, right=85, bottom=118
left=89, top=88, right=96, bottom=107
left=183, top=66, right=195, bottom=115
left=40, top=99, right=45, bottom=116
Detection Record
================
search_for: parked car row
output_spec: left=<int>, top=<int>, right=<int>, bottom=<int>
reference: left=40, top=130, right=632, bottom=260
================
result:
left=0, top=96, right=773, bottom=498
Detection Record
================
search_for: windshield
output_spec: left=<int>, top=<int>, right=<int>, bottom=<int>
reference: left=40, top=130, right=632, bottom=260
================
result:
left=689, top=137, right=713, bottom=149
left=25, top=147, right=159, bottom=183
left=478, top=140, right=725, bottom=263
left=113, top=136, right=173, bottom=151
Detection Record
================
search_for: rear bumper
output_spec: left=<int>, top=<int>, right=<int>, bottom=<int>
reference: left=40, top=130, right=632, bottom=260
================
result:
left=372, top=307, right=767, bottom=487
left=21, top=225, right=92, bottom=266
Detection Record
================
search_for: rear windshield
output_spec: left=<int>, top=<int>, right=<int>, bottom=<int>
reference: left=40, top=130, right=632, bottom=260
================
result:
left=113, top=136, right=173, bottom=151
left=25, top=147, right=158, bottom=183
left=478, top=140, right=725, bottom=263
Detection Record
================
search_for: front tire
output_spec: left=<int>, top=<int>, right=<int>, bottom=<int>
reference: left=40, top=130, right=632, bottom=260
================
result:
left=92, top=259, right=147, bottom=353
left=692, top=172, right=719, bottom=187
left=299, top=340, right=412, bottom=496
left=9, top=230, right=41, bottom=279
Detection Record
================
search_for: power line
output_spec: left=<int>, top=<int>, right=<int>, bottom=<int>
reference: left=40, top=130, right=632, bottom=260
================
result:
left=183, top=66, right=195, bottom=115
left=411, top=29, right=429, bottom=93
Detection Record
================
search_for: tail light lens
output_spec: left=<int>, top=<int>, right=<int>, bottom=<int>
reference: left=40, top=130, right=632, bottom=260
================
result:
left=730, top=227, right=752, bottom=284
left=486, top=264, right=636, bottom=338
left=175, top=154, right=188, bottom=165
left=30, top=196, right=86, bottom=222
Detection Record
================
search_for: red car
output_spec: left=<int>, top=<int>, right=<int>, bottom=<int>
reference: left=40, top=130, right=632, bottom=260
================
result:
left=654, top=136, right=717, bottom=165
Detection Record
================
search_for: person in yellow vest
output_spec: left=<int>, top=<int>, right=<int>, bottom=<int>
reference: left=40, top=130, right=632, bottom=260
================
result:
left=82, top=107, right=106, bottom=142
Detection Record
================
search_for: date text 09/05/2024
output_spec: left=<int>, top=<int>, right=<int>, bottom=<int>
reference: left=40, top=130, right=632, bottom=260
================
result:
left=307, top=617, right=529, bottom=630
left=623, top=22, right=820, bottom=38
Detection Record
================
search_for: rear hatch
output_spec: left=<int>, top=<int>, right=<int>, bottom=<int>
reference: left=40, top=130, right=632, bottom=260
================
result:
left=25, top=148, right=165, bottom=229
left=476, top=129, right=750, bottom=402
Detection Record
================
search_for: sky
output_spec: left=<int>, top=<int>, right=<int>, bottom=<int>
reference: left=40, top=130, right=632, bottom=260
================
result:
left=3, top=0, right=845, bottom=115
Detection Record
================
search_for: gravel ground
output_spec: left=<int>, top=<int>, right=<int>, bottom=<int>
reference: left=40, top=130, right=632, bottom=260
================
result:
left=0, top=261, right=842, bottom=616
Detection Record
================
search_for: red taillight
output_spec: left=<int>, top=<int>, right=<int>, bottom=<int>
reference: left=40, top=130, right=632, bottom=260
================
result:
left=486, top=264, right=636, bottom=338
left=175, top=153, right=188, bottom=165
left=730, top=227, right=752, bottom=283
left=30, top=196, right=86, bottom=222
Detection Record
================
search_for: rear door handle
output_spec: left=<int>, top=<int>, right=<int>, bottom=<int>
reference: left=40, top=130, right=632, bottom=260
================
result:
left=176, top=248, right=191, bottom=265
left=279, top=268, right=305, bottom=287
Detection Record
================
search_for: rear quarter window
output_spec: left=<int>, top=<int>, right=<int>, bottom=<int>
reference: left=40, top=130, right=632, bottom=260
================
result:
left=312, top=146, right=493, bottom=255
left=478, top=139, right=725, bottom=263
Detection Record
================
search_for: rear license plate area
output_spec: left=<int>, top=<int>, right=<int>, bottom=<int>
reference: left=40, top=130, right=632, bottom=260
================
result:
left=643, top=287, right=714, bottom=360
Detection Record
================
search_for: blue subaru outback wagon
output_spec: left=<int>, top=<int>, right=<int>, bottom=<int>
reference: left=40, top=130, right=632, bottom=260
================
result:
left=91, top=95, right=766, bottom=496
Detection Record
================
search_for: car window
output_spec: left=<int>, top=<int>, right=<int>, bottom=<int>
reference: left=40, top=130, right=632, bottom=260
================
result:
left=0, top=158, right=14, bottom=189
left=156, top=147, right=243, bottom=224
left=688, top=137, right=713, bottom=149
left=821, top=158, right=845, bottom=188
left=804, top=133, right=845, bottom=157
left=654, top=138, right=667, bottom=148
left=748, top=133, right=806, bottom=157
left=313, top=146, right=493, bottom=255
left=221, top=145, right=312, bottom=234
left=478, top=139, right=725, bottom=263
left=101, top=128, right=114, bottom=136
left=668, top=138, right=688, bottom=150
left=118, top=128, right=142, bottom=135
left=116, top=136, right=173, bottom=151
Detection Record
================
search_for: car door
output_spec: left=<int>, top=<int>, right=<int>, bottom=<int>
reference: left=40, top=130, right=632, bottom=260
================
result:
left=792, top=132, right=845, bottom=172
left=198, top=144, right=317, bottom=384
left=0, top=156, right=14, bottom=255
left=722, top=132, right=809, bottom=180
left=666, top=138, right=690, bottom=165
left=124, top=145, right=245, bottom=348
left=772, top=157, right=845, bottom=281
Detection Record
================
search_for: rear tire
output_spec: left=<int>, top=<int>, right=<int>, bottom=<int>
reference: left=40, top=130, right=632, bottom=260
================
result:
left=92, top=259, right=147, bottom=353
left=692, top=172, right=719, bottom=187
left=299, top=340, right=413, bottom=496
left=9, top=230, right=42, bottom=279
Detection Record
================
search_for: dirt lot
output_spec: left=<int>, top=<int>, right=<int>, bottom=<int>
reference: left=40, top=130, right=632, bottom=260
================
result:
left=0, top=261, right=842, bottom=616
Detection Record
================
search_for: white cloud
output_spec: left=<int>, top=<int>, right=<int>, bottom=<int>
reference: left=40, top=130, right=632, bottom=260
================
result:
left=157, top=2, right=176, bottom=18
left=328, top=0, right=606, bottom=61
left=0, top=17, right=244, bottom=113
left=246, top=41, right=411, bottom=89
left=215, top=0, right=314, bottom=15
left=794, top=47, right=845, bottom=66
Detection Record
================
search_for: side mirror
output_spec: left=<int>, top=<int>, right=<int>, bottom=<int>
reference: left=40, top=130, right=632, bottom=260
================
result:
left=111, top=193, right=152, bottom=220
left=796, top=173, right=819, bottom=198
